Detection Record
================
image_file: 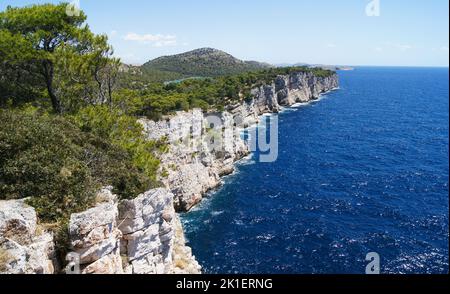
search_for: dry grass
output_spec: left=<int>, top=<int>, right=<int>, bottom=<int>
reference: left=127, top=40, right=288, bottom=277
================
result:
left=0, top=248, right=12, bottom=273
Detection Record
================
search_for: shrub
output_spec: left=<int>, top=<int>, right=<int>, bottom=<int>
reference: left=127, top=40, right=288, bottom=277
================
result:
left=72, top=105, right=164, bottom=184
left=0, top=109, right=155, bottom=222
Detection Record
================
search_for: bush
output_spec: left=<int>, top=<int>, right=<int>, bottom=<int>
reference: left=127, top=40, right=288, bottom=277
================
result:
left=0, top=109, right=155, bottom=222
left=117, top=66, right=336, bottom=118
left=72, top=105, right=164, bottom=184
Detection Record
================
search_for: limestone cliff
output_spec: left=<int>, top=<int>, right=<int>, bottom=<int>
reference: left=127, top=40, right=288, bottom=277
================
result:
left=0, top=70, right=338, bottom=275
left=140, top=71, right=339, bottom=212
left=0, top=189, right=200, bottom=275
left=67, top=188, right=200, bottom=274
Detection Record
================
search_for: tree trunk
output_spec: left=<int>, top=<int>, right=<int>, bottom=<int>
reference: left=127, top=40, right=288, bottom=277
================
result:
left=42, top=60, right=62, bottom=114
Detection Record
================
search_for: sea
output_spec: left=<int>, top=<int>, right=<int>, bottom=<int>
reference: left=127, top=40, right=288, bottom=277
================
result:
left=181, top=67, right=449, bottom=274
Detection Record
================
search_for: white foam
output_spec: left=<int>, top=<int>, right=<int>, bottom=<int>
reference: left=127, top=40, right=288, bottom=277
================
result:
left=211, top=210, right=224, bottom=217
left=291, top=102, right=310, bottom=108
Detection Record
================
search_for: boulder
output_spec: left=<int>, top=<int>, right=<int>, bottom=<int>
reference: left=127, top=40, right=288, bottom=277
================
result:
left=0, top=200, right=56, bottom=274
left=0, top=199, right=37, bottom=244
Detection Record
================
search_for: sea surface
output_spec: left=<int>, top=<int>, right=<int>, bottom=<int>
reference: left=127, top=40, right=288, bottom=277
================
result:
left=181, top=67, right=449, bottom=274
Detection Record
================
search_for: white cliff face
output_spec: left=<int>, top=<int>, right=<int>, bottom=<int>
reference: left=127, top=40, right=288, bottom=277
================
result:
left=67, top=188, right=200, bottom=274
left=248, top=72, right=339, bottom=115
left=0, top=189, right=200, bottom=275
left=0, top=200, right=57, bottom=274
left=69, top=200, right=123, bottom=274
left=140, top=109, right=249, bottom=211
left=140, top=72, right=339, bottom=212
left=0, top=71, right=338, bottom=275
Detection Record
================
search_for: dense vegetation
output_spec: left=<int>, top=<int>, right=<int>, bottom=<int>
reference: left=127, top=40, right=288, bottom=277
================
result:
left=0, top=3, right=335, bottom=223
left=0, top=107, right=166, bottom=222
left=141, top=48, right=271, bottom=81
left=0, top=3, right=119, bottom=113
left=0, top=3, right=162, bottom=222
left=117, top=66, right=335, bottom=120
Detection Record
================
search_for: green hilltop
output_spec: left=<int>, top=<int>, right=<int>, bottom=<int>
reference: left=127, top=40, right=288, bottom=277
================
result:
left=138, top=48, right=272, bottom=82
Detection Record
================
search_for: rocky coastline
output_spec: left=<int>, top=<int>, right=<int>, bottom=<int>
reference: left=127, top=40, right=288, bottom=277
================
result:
left=0, top=71, right=338, bottom=274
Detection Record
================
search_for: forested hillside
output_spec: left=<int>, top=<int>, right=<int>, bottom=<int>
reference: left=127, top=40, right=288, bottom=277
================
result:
left=0, top=3, right=334, bottom=225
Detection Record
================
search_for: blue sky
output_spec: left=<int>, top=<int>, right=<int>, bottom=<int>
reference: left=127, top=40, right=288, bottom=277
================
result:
left=1, top=0, right=449, bottom=66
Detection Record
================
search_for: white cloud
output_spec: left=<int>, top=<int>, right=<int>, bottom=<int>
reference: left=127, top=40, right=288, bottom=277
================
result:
left=396, top=44, right=413, bottom=51
left=326, top=43, right=337, bottom=48
left=110, top=30, right=118, bottom=37
left=374, top=47, right=383, bottom=52
left=440, top=46, right=449, bottom=52
left=123, top=33, right=177, bottom=47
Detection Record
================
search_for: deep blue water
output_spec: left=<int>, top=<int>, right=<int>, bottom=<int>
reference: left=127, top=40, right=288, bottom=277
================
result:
left=181, top=67, right=449, bottom=274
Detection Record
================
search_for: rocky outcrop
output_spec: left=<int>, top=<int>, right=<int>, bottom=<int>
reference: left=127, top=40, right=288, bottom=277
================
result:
left=68, top=188, right=200, bottom=274
left=140, top=110, right=249, bottom=211
left=140, top=71, right=339, bottom=212
left=238, top=71, right=339, bottom=119
left=1, top=188, right=200, bottom=275
left=69, top=195, right=123, bottom=274
left=0, top=70, right=337, bottom=275
left=0, top=200, right=57, bottom=274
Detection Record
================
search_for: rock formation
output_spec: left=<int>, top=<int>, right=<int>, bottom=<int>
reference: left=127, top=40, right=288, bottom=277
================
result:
left=0, top=200, right=57, bottom=274
left=0, top=70, right=338, bottom=274
left=68, top=188, right=200, bottom=274
left=139, top=71, right=339, bottom=212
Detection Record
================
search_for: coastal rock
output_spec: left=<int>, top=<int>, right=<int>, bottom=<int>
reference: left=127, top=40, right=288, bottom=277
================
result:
left=69, top=203, right=119, bottom=250
left=170, top=216, right=202, bottom=274
left=0, top=200, right=56, bottom=274
left=68, top=201, right=122, bottom=267
left=171, top=163, right=220, bottom=211
left=123, top=224, right=160, bottom=261
left=64, top=187, right=200, bottom=274
left=81, top=247, right=123, bottom=274
left=24, top=232, right=56, bottom=274
left=139, top=110, right=251, bottom=212
left=0, top=199, right=37, bottom=244
left=140, top=71, right=338, bottom=212
left=118, top=188, right=200, bottom=274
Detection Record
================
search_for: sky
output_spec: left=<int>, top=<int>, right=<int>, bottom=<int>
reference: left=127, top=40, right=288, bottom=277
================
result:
left=1, top=0, right=449, bottom=66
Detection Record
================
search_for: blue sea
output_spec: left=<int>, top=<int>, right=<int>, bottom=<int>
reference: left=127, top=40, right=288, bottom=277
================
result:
left=181, top=67, right=449, bottom=274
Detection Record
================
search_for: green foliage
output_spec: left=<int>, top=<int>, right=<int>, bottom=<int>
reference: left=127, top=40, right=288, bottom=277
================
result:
left=0, top=3, right=120, bottom=113
left=117, top=66, right=335, bottom=119
left=0, top=3, right=336, bottom=228
left=141, top=48, right=270, bottom=80
left=72, top=105, right=164, bottom=184
left=0, top=109, right=155, bottom=222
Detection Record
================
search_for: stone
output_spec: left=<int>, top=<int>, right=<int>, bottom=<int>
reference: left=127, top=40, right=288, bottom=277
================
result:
left=76, top=232, right=121, bottom=265
left=81, top=248, right=123, bottom=274
left=69, top=203, right=118, bottom=238
left=118, top=188, right=171, bottom=235
left=0, top=238, right=27, bottom=274
left=0, top=199, right=37, bottom=244
left=0, top=200, right=57, bottom=274
left=123, top=224, right=160, bottom=261
left=131, top=253, right=165, bottom=274
left=25, top=232, right=56, bottom=274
